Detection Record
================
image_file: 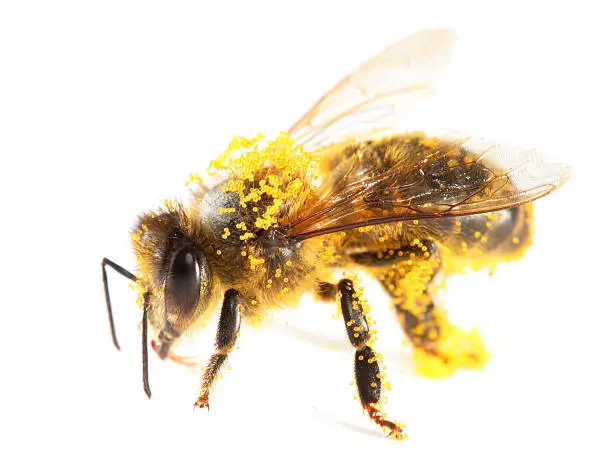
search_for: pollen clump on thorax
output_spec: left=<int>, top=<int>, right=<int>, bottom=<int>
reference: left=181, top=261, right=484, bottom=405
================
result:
left=207, top=132, right=319, bottom=231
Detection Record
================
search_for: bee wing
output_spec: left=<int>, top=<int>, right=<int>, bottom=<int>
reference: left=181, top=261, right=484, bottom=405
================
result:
left=287, top=28, right=457, bottom=152
left=287, top=137, right=570, bottom=241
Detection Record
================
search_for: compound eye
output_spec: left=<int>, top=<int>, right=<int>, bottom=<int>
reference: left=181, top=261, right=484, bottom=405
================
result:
left=165, top=247, right=201, bottom=318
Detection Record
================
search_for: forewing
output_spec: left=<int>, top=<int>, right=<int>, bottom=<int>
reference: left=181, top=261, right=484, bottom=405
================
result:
left=287, top=137, right=570, bottom=241
left=287, top=29, right=456, bottom=152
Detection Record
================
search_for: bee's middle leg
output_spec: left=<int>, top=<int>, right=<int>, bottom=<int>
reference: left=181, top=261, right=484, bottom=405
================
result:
left=337, top=278, right=404, bottom=439
left=314, top=281, right=337, bottom=302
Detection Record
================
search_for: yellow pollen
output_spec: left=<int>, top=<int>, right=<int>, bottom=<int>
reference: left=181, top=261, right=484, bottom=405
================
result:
left=217, top=207, right=236, bottom=214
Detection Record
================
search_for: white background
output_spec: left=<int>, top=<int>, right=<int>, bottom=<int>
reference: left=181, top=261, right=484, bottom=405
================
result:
left=1, top=1, right=611, bottom=458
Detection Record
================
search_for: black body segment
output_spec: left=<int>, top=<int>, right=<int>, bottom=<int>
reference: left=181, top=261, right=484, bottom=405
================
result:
left=339, top=279, right=370, bottom=349
left=216, top=289, right=241, bottom=351
left=355, top=346, right=381, bottom=405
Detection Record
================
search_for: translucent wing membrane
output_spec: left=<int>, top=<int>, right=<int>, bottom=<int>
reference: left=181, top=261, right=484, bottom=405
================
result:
left=284, top=29, right=568, bottom=240
left=288, top=29, right=456, bottom=151
left=287, top=136, right=570, bottom=241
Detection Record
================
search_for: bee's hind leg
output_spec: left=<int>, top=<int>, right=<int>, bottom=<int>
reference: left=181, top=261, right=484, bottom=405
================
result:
left=378, top=239, right=489, bottom=378
left=337, top=278, right=405, bottom=439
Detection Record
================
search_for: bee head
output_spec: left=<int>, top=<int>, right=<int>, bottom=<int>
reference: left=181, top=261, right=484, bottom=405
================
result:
left=131, top=203, right=218, bottom=354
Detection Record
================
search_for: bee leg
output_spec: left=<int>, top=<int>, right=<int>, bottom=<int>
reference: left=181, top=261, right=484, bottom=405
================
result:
left=338, top=279, right=405, bottom=439
left=394, top=297, right=489, bottom=378
left=314, top=281, right=337, bottom=302
left=379, top=241, right=489, bottom=378
left=194, top=289, right=241, bottom=410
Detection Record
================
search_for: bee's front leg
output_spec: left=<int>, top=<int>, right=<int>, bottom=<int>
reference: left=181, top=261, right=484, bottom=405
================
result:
left=338, top=279, right=405, bottom=439
left=194, top=289, right=241, bottom=410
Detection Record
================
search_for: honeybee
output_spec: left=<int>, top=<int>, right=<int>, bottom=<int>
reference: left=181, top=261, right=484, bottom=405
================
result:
left=102, top=29, right=569, bottom=439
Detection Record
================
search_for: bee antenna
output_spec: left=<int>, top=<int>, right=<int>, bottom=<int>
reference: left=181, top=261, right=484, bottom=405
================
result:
left=142, top=296, right=152, bottom=399
left=101, top=258, right=151, bottom=398
left=102, top=258, right=138, bottom=350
